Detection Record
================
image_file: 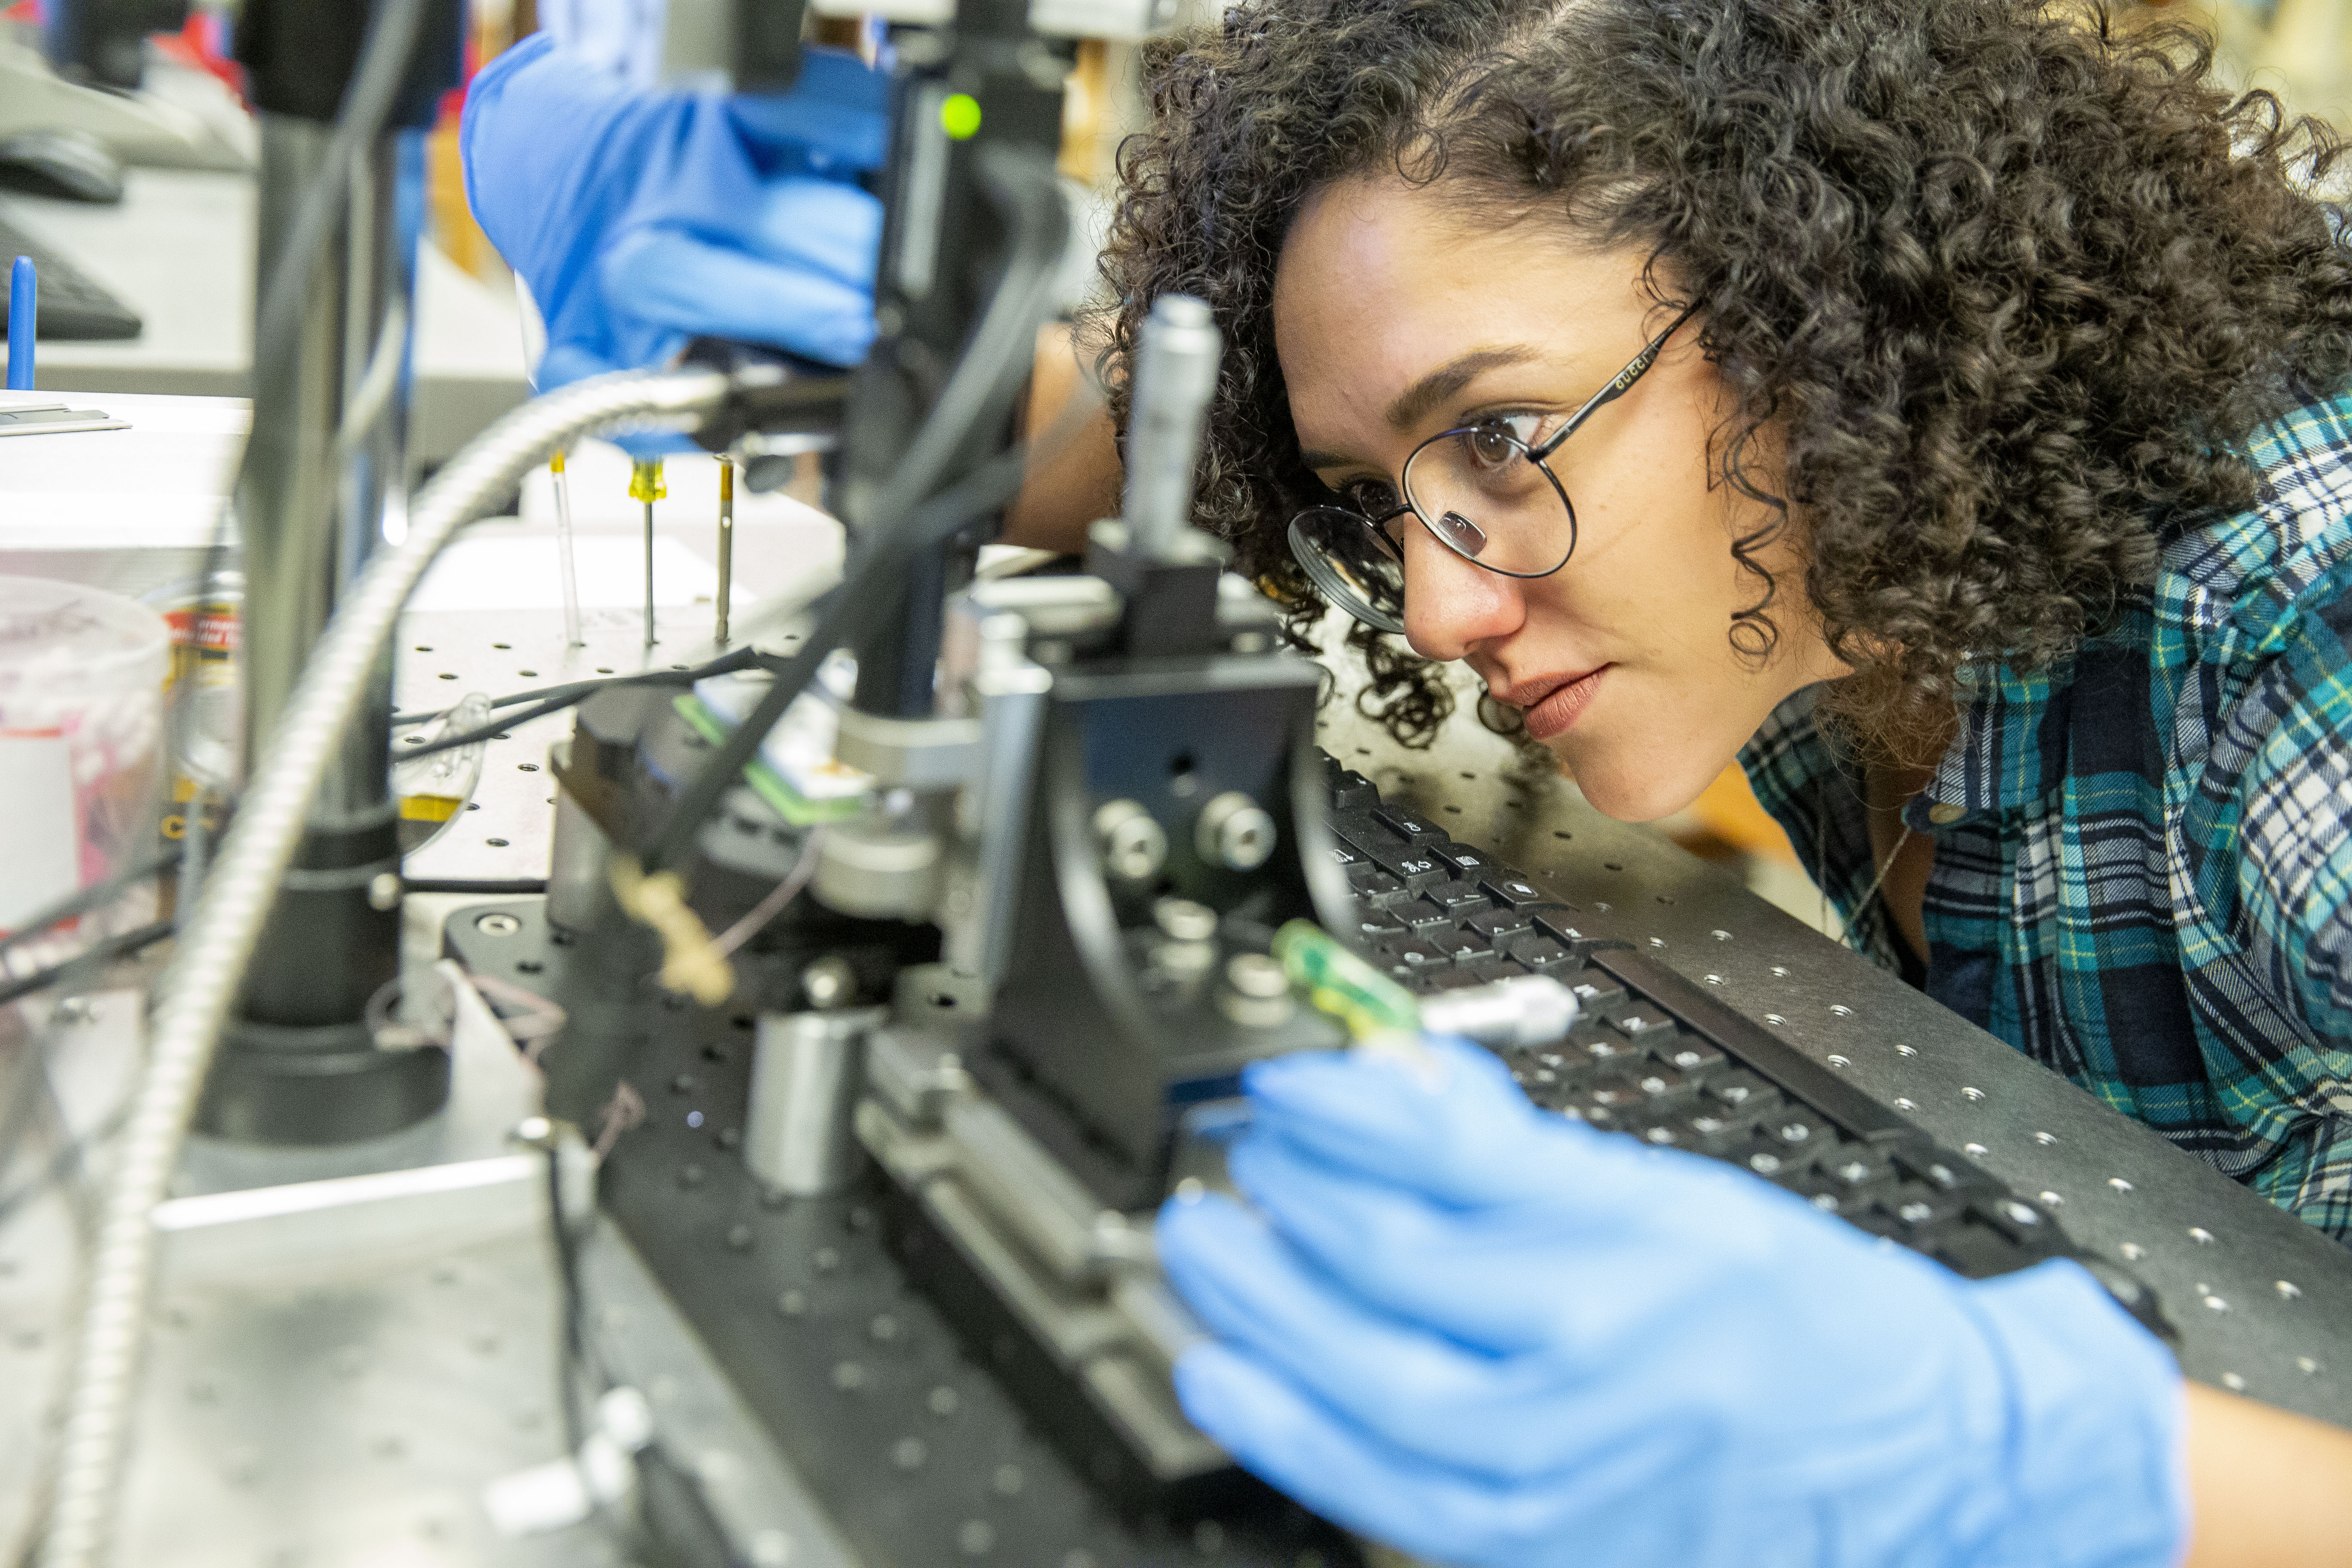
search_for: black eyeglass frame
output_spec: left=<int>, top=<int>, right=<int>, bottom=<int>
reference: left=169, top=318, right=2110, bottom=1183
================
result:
left=1287, top=302, right=1700, bottom=634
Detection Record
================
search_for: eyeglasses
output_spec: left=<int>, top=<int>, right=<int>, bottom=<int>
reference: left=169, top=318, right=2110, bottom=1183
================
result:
left=1286, top=304, right=1697, bottom=634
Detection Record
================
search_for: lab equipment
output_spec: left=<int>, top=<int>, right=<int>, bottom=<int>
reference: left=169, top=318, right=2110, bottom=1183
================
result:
left=9, top=254, right=34, bottom=387
left=716, top=454, right=734, bottom=644
left=551, top=446, right=584, bottom=647
left=1158, top=1035, right=2188, bottom=1568
left=0, top=214, right=140, bottom=340
left=631, top=456, right=664, bottom=646
left=199, top=0, right=464, bottom=1148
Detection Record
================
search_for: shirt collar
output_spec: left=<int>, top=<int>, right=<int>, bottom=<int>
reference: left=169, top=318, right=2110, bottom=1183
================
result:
left=1903, top=656, right=2071, bottom=830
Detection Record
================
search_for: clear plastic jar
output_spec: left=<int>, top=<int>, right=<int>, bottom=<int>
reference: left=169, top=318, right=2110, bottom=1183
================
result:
left=0, top=575, right=169, bottom=938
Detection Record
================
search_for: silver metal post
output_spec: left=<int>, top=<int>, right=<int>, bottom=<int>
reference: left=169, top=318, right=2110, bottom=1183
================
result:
left=1121, top=293, right=1222, bottom=561
left=239, top=116, right=408, bottom=803
left=745, top=1008, right=888, bottom=1194
left=716, top=454, right=734, bottom=645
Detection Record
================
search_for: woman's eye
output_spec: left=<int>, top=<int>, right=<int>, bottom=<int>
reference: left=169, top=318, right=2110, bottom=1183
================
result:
left=1344, top=480, right=1400, bottom=514
left=1462, top=415, right=1542, bottom=470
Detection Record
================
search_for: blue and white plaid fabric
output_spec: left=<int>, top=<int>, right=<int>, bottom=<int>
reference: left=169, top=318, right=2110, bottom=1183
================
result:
left=1743, top=389, right=2352, bottom=1244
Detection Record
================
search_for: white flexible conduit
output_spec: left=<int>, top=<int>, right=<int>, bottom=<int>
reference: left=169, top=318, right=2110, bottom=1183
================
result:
left=40, top=368, right=732, bottom=1568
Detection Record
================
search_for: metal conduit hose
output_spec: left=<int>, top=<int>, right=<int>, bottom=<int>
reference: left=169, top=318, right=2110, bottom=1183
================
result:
left=39, top=368, right=733, bottom=1568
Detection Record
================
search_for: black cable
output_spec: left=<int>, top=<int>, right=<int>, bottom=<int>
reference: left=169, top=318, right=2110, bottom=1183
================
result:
left=0, top=922, right=175, bottom=1012
left=641, top=146, right=1068, bottom=872
left=395, top=647, right=780, bottom=762
left=398, top=690, right=597, bottom=763
left=0, top=924, right=171, bottom=1237
left=390, top=645, right=775, bottom=728
left=0, top=852, right=176, bottom=958
left=403, top=878, right=550, bottom=896
left=0, top=1110, right=127, bottom=1234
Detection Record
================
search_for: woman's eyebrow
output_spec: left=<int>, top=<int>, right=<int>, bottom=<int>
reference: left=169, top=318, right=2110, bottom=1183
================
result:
left=1295, top=345, right=1548, bottom=472
left=1382, top=346, right=1542, bottom=431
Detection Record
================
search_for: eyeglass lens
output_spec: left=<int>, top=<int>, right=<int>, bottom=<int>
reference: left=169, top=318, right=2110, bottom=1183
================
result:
left=1399, top=426, right=1574, bottom=578
left=1287, top=509, right=1407, bottom=634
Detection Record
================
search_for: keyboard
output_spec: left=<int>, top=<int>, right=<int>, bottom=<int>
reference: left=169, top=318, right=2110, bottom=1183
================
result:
left=1317, top=751, right=2173, bottom=1334
left=0, top=213, right=141, bottom=341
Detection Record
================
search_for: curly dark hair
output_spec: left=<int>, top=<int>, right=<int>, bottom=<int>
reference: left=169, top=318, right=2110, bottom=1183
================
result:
left=1082, top=0, right=2352, bottom=756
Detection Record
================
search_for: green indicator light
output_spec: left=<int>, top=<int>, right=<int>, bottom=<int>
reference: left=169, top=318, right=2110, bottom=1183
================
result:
left=941, top=92, right=982, bottom=141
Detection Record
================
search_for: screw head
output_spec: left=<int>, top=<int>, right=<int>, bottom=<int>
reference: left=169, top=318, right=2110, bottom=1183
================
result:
left=1224, top=953, right=1288, bottom=999
left=1152, top=897, right=1217, bottom=943
left=1093, top=799, right=1168, bottom=882
left=801, top=955, right=857, bottom=1010
left=368, top=872, right=404, bottom=911
left=1197, top=790, right=1277, bottom=871
left=475, top=911, right=522, bottom=936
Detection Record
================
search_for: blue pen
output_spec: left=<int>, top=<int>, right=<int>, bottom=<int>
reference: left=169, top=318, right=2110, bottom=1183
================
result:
left=6, top=255, right=32, bottom=392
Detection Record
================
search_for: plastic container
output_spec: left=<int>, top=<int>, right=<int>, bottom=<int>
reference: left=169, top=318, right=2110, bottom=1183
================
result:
left=0, top=575, right=169, bottom=937
left=144, top=570, right=244, bottom=812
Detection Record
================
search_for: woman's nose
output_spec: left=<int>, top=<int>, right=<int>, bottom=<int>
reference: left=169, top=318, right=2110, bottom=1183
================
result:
left=1401, top=518, right=1525, bottom=662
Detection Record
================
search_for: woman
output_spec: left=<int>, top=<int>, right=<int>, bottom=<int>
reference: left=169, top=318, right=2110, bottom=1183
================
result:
left=1097, top=3, right=2352, bottom=1562
left=462, top=2, right=2352, bottom=1561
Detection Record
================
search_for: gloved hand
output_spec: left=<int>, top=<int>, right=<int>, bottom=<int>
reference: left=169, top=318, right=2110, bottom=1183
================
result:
left=1157, top=1038, right=2188, bottom=1568
left=460, top=31, right=887, bottom=401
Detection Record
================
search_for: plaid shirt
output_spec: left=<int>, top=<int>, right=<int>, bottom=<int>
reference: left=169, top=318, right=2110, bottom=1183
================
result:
left=1742, top=390, right=2352, bottom=1245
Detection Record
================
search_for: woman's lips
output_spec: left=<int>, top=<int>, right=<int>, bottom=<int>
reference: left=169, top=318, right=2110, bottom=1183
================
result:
left=1505, top=666, right=1611, bottom=742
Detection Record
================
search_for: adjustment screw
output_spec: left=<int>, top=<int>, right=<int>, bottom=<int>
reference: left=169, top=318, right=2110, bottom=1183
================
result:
left=801, top=955, right=857, bottom=1010
left=1152, top=897, right=1217, bottom=943
left=1093, top=799, right=1168, bottom=882
left=1196, top=790, right=1277, bottom=871
left=475, top=912, right=521, bottom=937
left=1224, top=953, right=1288, bottom=999
left=368, top=872, right=403, bottom=911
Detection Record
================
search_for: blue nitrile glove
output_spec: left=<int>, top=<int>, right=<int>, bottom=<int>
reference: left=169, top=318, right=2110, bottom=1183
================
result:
left=1157, top=1038, right=2188, bottom=1568
left=460, top=31, right=886, bottom=420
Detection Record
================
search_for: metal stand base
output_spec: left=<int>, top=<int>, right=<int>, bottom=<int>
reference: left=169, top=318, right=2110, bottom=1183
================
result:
left=196, top=1020, right=451, bottom=1146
